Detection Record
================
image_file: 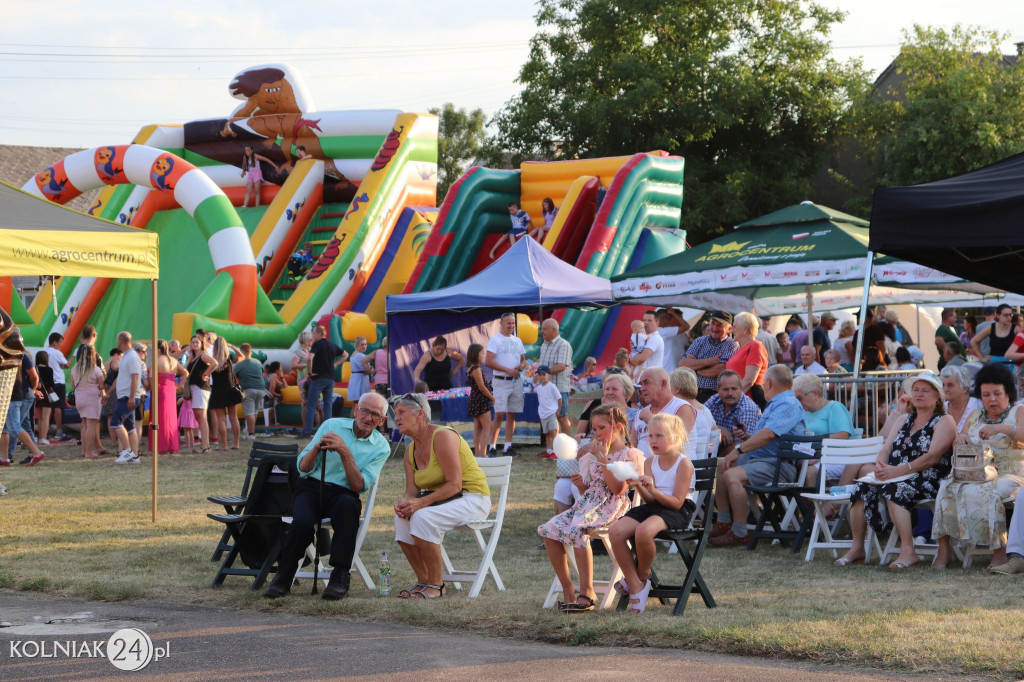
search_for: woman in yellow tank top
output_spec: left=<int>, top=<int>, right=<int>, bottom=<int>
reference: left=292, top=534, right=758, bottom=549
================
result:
left=392, top=393, right=491, bottom=599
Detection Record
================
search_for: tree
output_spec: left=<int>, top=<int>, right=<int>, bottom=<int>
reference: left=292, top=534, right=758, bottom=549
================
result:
left=490, top=0, right=867, bottom=243
left=848, top=25, right=1024, bottom=199
left=428, top=103, right=488, bottom=202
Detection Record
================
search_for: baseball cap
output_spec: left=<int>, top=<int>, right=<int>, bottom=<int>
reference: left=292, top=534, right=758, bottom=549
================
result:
left=710, top=310, right=733, bottom=325
left=536, top=365, right=551, bottom=374
left=821, top=312, right=836, bottom=321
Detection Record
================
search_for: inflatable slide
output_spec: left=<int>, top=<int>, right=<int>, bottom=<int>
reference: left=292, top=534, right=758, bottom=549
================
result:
left=405, top=152, right=687, bottom=365
left=3, top=64, right=438, bottom=360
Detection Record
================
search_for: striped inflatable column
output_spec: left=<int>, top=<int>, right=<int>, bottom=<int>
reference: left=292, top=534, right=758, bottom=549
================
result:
left=23, top=144, right=260, bottom=325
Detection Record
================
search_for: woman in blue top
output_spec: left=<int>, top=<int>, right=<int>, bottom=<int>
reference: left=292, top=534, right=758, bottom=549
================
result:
left=793, top=373, right=855, bottom=490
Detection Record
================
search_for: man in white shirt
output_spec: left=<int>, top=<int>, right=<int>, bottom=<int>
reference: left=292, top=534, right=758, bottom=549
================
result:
left=43, top=332, right=69, bottom=440
left=629, top=310, right=664, bottom=375
left=111, top=331, right=143, bottom=464
left=794, top=345, right=826, bottom=376
left=632, top=367, right=688, bottom=458
left=656, top=307, right=691, bottom=372
left=486, top=313, right=527, bottom=457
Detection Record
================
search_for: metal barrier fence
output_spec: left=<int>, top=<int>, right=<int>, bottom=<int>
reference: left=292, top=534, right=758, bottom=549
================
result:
left=819, top=370, right=926, bottom=438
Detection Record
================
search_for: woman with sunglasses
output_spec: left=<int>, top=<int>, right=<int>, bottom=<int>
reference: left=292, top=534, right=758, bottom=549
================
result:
left=392, top=393, right=491, bottom=599
left=972, top=304, right=1019, bottom=365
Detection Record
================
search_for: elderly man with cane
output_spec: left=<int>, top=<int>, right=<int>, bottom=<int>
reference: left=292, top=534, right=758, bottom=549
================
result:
left=264, top=392, right=391, bottom=600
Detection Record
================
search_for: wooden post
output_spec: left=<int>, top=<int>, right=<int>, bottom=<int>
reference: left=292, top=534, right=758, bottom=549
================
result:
left=151, top=278, right=158, bottom=523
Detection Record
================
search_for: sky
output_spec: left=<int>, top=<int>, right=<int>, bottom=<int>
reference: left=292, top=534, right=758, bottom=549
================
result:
left=1, top=0, right=1023, bottom=149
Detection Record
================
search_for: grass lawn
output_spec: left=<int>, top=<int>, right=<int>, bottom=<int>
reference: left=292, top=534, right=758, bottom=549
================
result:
left=1, top=429, right=1022, bottom=680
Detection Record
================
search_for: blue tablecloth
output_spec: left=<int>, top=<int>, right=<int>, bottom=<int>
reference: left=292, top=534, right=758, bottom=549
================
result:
left=433, top=393, right=540, bottom=423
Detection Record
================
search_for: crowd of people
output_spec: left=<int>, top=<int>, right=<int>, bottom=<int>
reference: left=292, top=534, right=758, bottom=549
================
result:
left=6, top=299, right=1024, bottom=610
left=0, top=323, right=392, bottom=471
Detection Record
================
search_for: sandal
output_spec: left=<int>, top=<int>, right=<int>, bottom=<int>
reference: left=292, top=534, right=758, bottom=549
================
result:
left=628, top=579, right=652, bottom=614
left=888, top=558, right=920, bottom=571
left=833, top=555, right=864, bottom=567
left=572, top=594, right=596, bottom=611
left=397, top=584, right=425, bottom=599
left=410, top=582, right=446, bottom=599
left=613, top=578, right=629, bottom=596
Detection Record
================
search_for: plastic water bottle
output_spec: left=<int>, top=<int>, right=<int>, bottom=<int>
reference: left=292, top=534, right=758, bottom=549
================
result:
left=379, top=552, right=391, bottom=596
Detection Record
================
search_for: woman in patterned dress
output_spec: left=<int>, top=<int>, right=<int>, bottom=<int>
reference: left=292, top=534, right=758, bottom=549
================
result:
left=538, top=404, right=643, bottom=611
left=933, top=363, right=1024, bottom=569
left=834, top=373, right=955, bottom=570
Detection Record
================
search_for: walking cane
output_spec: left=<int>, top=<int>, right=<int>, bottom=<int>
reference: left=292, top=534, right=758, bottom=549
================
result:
left=311, top=444, right=327, bottom=596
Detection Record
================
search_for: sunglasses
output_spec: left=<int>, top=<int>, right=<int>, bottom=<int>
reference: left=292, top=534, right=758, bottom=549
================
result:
left=605, top=367, right=627, bottom=374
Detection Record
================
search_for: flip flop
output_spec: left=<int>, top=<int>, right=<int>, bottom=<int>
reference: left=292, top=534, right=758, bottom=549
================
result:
left=888, top=559, right=920, bottom=571
left=628, top=579, right=652, bottom=615
left=833, top=556, right=864, bottom=567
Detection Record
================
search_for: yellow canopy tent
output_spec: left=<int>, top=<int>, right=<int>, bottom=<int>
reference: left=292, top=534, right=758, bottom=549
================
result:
left=0, top=180, right=162, bottom=520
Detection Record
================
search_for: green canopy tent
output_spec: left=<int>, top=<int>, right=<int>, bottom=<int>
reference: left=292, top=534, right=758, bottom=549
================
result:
left=611, top=202, right=1019, bottom=373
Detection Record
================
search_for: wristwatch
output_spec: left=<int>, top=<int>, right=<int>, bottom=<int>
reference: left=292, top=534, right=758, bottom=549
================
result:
left=736, top=443, right=744, bottom=455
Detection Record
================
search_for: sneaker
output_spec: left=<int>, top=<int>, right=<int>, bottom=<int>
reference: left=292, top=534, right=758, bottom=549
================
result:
left=25, top=453, right=45, bottom=466
left=38, top=439, right=50, bottom=446
left=115, top=450, right=139, bottom=465
left=18, top=456, right=32, bottom=465
left=487, top=446, right=497, bottom=457
left=503, top=447, right=520, bottom=457
left=0, top=458, right=11, bottom=466
left=541, top=451, right=557, bottom=460
left=989, top=555, right=1024, bottom=575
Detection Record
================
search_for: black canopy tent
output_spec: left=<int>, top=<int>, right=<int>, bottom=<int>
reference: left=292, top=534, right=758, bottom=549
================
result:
left=870, top=151, right=1024, bottom=295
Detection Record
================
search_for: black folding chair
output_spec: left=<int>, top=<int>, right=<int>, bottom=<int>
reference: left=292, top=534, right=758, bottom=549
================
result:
left=744, top=434, right=823, bottom=552
left=208, top=441, right=300, bottom=561
left=616, top=457, right=718, bottom=616
left=208, top=453, right=299, bottom=590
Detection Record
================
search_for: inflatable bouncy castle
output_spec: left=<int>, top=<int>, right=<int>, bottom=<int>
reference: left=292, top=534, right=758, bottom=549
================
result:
left=6, top=64, right=438, bottom=367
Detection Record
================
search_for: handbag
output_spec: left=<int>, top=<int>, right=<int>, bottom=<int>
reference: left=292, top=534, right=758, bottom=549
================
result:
left=952, top=443, right=998, bottom=483
left=416, top=489, right=465, bottom=506
left=227, top=365, right=245, bottom=405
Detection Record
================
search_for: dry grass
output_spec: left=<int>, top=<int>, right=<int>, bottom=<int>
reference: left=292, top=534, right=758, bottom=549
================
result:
left=1, top=433, right=1023, bottom=680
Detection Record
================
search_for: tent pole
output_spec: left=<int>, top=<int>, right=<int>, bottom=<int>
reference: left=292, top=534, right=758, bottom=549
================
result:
left=151, top=278, right=158, bottom=523
left=806, top=286, right=814, bottom=353
left=852, top=252, right=874, bottom=379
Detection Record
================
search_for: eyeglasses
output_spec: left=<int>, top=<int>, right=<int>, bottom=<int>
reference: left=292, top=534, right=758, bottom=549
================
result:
left=356, top=405, right=385, bottom=421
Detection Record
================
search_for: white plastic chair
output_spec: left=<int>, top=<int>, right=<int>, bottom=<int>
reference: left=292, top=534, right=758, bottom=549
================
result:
left=288, top=475, right=380, bottom=590
left=440, top=456, right=512, bottom=598
left=802, top=437, right=885, bottom=562
left=541, top=525, right=626, bottom=611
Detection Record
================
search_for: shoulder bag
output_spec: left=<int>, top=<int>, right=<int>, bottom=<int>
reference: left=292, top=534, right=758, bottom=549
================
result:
left=952, top=443, right=998, bottom=483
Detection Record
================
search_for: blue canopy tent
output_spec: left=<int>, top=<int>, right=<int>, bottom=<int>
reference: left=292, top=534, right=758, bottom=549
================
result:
left=386, top=237, right=616, bottom=395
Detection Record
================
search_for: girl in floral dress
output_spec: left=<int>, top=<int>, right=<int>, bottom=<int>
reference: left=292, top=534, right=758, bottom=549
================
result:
left=538, top=404, right=643, bottom=611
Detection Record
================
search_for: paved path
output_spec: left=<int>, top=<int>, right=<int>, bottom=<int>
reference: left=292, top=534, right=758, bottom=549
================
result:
left=0, top=590, right=954, bottom=680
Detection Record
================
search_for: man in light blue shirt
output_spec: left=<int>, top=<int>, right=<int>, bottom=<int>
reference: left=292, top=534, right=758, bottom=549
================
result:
left=265, top=392, right=390, bottom=601
left=710, top=364, right=806, bottom=547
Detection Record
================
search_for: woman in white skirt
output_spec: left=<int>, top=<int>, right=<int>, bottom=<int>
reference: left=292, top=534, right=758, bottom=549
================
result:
left=392, top=393, right=491, bottom=599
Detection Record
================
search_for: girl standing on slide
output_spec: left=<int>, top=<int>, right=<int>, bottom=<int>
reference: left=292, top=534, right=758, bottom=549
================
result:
left=240, top=145, right=279, bottom=208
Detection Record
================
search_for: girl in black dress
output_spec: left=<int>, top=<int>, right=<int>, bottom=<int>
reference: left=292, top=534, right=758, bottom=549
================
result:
left=465, top=344, right=494, bottom=457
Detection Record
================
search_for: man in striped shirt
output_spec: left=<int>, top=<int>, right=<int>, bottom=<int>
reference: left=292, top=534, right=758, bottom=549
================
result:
left=539, top=319, right=573, bottom=434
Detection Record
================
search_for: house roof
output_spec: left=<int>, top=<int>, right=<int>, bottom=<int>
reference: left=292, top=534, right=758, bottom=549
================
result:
left=0, top=145, right=98, bottom=213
